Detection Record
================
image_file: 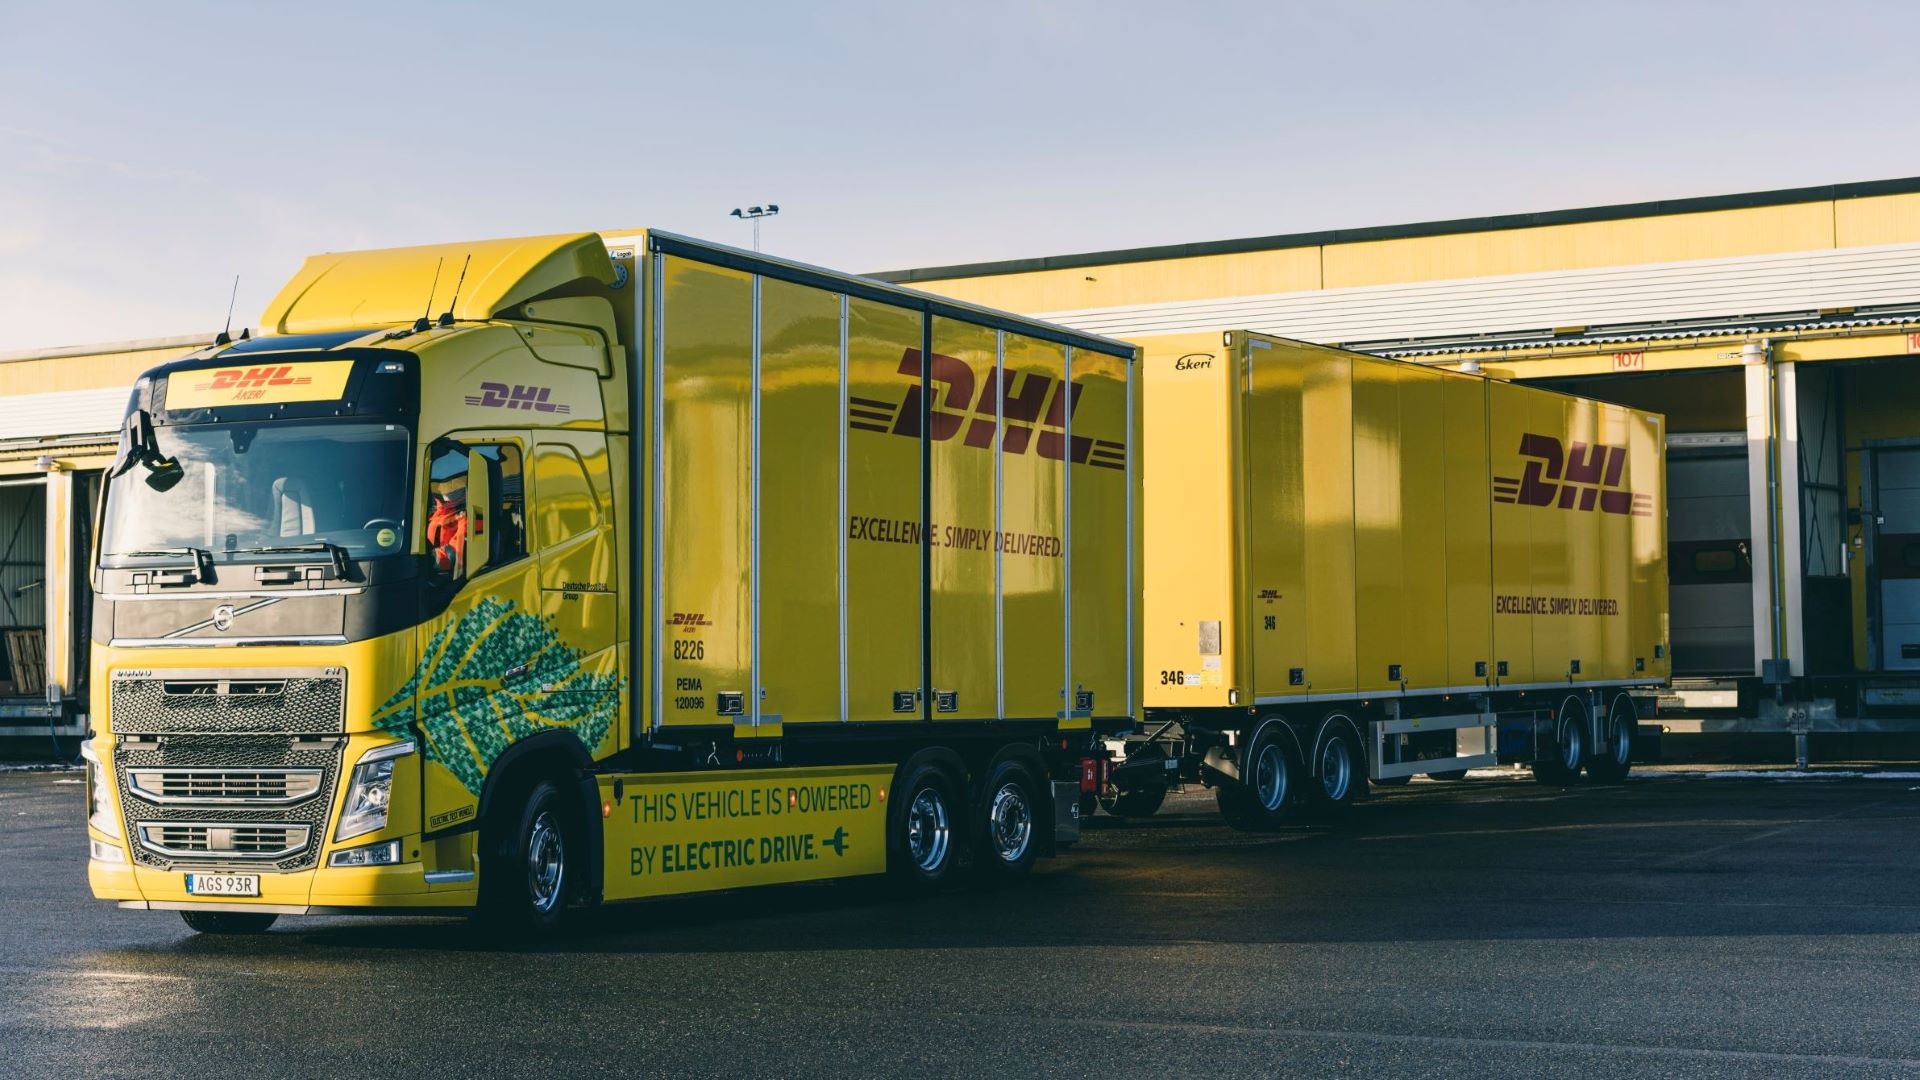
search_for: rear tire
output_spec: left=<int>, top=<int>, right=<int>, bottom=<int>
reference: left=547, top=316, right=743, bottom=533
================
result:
left=1531, top=695, right=1588, bottom=786
left=1586, top=693, right=1637, bottom=785
left=888, top=760, right=963, bottom=891
left=1428, top=768, right=1471, bottom=782
left=477, top=778, right=576, bottom=937
left=1218, top=723, right=1298, bottom=832
left=1308, top=720, right=1363, bottom=820
left=180, top=911, right=277, bottom=935
left=973, top=757, right=1041, bottom=883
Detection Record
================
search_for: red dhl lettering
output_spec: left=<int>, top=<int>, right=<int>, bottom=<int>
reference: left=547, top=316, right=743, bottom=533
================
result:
left=1492, top=433, right=1653, bottom=517
left=850, top=349, right=1127, bottom=470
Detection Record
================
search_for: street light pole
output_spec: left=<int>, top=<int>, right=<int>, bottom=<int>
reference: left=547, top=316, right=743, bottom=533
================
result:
left=729, top=204, right=780, bottom=251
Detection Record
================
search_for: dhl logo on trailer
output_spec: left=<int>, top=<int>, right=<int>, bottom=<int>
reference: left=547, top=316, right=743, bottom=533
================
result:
left=1494, top=433, right=1655, bottom=517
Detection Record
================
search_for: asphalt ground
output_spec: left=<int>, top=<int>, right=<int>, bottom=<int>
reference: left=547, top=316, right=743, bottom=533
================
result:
left=3, top=768, right=1918, bottom=1079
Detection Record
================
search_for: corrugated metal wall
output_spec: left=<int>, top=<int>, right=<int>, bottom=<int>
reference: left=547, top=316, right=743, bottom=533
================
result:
left=0, top=485, right=47, bottom=630
left=1031, top=241, right=1920, bottom=346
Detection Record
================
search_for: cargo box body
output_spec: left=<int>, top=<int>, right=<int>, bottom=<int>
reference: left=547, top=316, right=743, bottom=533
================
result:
left=1143, top=331, right=1668, bottom=711
left=631, top=234, right=1141, bottom=739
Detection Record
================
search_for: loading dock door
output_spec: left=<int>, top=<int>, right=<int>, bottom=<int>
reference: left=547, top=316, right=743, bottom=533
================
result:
left=1667, top=435, right=1753, bottom=676
left=1865, top=443, right=1920, bottom=671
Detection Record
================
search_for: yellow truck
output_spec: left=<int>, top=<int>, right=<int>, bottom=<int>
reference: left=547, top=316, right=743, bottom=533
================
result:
left=82, top=231, right=1140, bottom=933
left=1106, top=331, right=1668, bottom=824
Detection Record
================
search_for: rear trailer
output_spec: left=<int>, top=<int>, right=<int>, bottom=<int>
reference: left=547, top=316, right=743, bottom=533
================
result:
left=1121, top=331, right=1667, bottom=826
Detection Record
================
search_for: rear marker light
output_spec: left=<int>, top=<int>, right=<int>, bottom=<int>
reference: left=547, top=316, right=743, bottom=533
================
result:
left=602, top=801, right=612, bottom=819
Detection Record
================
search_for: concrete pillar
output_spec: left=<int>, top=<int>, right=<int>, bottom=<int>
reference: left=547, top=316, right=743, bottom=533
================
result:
left=40, top=462, right=72, bottom=708
left=1743, top=351, right=1801, bottom=680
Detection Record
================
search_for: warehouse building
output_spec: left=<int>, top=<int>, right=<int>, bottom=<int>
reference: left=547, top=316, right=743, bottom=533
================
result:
left=0, top=334, right=212, bottom=742
left=876, top=177, right=1920, bottom=734
left=6, top=178, right=1920, bottom=745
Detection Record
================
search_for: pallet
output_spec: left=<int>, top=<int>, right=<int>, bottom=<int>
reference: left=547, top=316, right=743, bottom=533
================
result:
left=2, top=629, right=45, bottom=696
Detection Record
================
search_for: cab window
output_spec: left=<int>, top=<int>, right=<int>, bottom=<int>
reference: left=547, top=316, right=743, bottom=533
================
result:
left=425, top=438, right=526, bottom=580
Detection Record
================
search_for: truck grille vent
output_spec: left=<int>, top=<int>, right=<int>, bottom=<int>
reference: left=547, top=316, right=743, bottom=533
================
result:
left=116, top=735, right=343, bottom=872
left=136, top=822, right=311, bottom=860
left=111, top=671, right=345, bottom=735
left=127, top=768, right=323, bottom=805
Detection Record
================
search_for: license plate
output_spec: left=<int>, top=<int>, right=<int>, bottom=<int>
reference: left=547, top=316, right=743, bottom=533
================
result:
left=185, top=873, right=260, bottom=897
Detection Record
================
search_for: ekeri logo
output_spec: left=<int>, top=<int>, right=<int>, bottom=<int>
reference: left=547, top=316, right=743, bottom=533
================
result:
left=1174, top=353, right=1213, bottom=370
left=1493, top=433, right=1652, bottom=517
left=850, top=348, right=1126, bottom=470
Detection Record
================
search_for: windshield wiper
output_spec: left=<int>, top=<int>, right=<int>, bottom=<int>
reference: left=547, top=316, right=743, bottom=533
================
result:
left=114, top=546, right=213, bottom=584
left=228, top=542, right=350, bottom=579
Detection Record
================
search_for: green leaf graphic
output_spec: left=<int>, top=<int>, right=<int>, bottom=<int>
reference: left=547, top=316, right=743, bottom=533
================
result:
left=371, top=596, right=622, bottom=796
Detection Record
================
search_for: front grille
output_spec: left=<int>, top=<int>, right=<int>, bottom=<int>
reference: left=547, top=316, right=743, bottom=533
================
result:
left=117, top=735, right=345, bottom=872
left=127, top=767, right=323, bottom=805
left=136, top=822, right=311, bottom=859
left=111, top=670, right=345, bottom=735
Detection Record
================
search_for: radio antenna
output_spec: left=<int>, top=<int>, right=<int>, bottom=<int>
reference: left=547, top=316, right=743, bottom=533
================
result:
left=438, top=254, right=472, bottom=328
left=214, top=275, right=240, bottom=346
left=414, top=257, right=444, bottom=332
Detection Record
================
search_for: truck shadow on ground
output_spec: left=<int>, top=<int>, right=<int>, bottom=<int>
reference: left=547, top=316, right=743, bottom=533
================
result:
left=117, top=779, right=1920, bottom=959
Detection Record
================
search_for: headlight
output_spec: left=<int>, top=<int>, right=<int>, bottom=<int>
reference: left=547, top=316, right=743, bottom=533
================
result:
left=334, top=741, right=415, bottom=842
left=81, top=743, right=120, bottom=839
left=328, top=838, right=404, bottom=867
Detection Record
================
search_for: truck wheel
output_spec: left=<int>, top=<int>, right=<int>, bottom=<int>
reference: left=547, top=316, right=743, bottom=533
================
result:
left=1308, top=721, right=1362, bottom=819
left=1100, top=785, right=1167, bottom=818
left=1218, top=724, right=1297, bottom=832
left=477, top=778, right=576, bottom=936
left=1586, top=694, right=1637, bottom=785
left=889, top=761, right=962, bottom=890
left=180, top=911, right=277, bottom=935
left=1428, top=768, right=1471, bottom=782
left=1531, top=696, right=1588, bottom=786
left=973, top=757, right=1040, bottom=882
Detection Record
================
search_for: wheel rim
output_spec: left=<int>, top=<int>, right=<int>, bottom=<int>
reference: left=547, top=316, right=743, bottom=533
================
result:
left=1253, top=743, right=1289, bottom=811
left=1560, top=702, right=1585, bottom=771
left=1320, top=736, right=1353, bottom=801
left=527, top=810, right=566, bottom=914
left=907, top=787, right=950, bottom=872
left=989, top=781, right=1032, bottom=863
left=1609, top=698, right=1634, bottom=765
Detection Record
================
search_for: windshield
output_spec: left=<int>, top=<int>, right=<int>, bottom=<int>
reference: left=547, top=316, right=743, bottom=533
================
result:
left=101, top=421, right=412, bottom=563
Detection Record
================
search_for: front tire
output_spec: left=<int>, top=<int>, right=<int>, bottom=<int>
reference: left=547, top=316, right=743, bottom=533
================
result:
left=478, top=778, right=576, bottom=937
left=1218, top=723, right=1298, bottom=832
left=888, top=760, right=963, bottom=891
left=180, top=910, right=277, bottom=935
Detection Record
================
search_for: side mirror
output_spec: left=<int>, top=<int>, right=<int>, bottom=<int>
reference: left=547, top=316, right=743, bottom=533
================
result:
left=465, top=448, right=492, bottom=578
left=110, top=409, right=183, bottom=491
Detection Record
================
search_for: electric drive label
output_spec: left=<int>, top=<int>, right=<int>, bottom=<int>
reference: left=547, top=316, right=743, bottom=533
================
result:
left=600, top=764, right=891, bottom=900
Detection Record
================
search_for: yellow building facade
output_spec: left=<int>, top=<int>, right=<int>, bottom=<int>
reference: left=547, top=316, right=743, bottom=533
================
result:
left=0, top=333, right=214, bottom=736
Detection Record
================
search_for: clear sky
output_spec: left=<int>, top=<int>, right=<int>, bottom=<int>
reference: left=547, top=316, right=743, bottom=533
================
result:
left=3, top=0, right=1917, bottom=352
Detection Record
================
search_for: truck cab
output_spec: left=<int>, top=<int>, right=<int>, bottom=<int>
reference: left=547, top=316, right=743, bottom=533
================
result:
left=84, top=234, right=631, bottom=929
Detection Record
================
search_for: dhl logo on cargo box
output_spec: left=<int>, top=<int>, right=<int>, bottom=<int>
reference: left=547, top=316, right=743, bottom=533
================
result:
left=1493, top=433, right=1653, bottom=517
left=166, top=360, right=355, bottom=408
left=849, top=349, right=1125, bottom=469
